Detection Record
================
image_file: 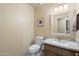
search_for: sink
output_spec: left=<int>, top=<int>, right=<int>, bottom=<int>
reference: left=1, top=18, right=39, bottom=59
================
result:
left=52, top=39, right=67, bottom=43
left=52, top=39, right=68, bottom=46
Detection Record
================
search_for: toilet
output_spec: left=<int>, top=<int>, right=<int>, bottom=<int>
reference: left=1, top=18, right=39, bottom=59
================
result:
left=28, top=36, right=44, bottom=56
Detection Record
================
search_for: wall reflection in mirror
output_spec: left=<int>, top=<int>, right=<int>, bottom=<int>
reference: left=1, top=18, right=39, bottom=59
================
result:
left=57, top=17, right=70, bottom=33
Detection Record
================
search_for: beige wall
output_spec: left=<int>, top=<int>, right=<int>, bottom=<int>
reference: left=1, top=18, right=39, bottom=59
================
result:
left=0, top=4, right=34, bottom=56
left=34, top=4, right=54, bottom=37
left=34, top=3, right=78, bottom=40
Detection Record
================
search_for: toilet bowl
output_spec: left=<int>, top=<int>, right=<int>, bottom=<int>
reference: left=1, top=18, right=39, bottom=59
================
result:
left=28, top=36, right=44, bottom=56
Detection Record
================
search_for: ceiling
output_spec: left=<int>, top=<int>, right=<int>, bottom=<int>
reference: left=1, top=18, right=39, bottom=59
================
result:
left=28, top=3, right=46, bottom=7
left=28, top=3, right=64, bottom=8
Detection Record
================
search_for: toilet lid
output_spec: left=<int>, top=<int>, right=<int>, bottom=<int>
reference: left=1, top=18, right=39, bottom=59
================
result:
left=29, top=44, right=41, bottom=53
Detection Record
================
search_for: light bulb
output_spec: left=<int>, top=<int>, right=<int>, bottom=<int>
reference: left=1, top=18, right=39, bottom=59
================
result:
left=64, top=4, right=68, bottom=9
left=54, top=7, right=58, bottom=11
left=59, top=6, right=63, bottom=11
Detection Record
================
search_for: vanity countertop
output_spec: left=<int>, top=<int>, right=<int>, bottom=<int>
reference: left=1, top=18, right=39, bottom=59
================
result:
left=43, top=38, right=79, bottom=52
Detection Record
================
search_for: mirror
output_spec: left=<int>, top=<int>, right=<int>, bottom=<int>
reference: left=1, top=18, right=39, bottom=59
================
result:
left=57, top=17, right=70, bottom=33
left=50, top=11, right=76, bottom=34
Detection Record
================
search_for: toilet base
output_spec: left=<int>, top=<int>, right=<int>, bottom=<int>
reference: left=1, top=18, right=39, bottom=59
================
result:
left=30, top=50, right=43, bottom=56
left=31, top=53, right=40, bottom=56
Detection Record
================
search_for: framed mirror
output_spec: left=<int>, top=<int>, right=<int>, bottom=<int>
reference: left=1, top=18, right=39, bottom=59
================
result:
left=50, top=11, right=76, bottom=35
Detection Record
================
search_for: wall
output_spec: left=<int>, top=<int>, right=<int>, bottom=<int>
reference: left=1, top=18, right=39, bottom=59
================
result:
left=34, top=3, right=77, bottom=40
left=34, top=4, right=56, bottom=37
left=75, top=4, right=79, bottom=41
left=0, top=4, right=34, bottom=56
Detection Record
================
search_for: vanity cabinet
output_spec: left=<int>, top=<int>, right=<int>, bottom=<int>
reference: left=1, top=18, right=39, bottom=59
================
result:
left=43, top=44, right=79, bottom=56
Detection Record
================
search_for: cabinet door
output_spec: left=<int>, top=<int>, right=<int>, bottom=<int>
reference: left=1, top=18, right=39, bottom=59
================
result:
left=43, top=50, right=57, bottom=56
left=43, top=44, right=75, bottom=56
left=75, top=52, right=79, bottom=56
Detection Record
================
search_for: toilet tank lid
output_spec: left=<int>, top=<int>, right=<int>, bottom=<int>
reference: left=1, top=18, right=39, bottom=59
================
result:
left=35, top=36, right=45, bottom=45
left=36, top=36, right=44, bottom=39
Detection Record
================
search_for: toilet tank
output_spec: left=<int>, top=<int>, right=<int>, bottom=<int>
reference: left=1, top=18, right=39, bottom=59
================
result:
left=35, top=36, right=44, bottom=45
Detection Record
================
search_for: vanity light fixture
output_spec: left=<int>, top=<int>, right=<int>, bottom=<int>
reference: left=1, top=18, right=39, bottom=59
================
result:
left=54, top=4, right=68, bottom=12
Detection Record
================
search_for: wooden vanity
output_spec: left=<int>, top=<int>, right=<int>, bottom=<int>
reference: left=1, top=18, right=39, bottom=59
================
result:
left=42, top=39, right=79, bottom=56
left=43, top=43, right=79, bottom=56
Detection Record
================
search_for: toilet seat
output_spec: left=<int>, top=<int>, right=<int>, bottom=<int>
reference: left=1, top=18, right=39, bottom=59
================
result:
left=29, top=44, right=41, bottom=53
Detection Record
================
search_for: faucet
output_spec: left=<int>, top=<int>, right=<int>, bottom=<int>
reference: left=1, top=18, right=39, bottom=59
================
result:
left=57, top=37, right=62, bottom=41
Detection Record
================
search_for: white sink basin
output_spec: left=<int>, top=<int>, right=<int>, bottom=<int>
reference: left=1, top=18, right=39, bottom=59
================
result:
left=52, top=40, right=68, bottom=46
